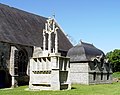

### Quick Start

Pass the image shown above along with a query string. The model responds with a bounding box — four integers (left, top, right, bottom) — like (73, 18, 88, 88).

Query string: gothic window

(18, 50, 28, 76)
(14, 49, 28, 76)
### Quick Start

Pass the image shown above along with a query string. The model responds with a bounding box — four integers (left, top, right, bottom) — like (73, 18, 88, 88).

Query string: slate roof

(67, 41, 105, 62)
(0, 3, 73, 51)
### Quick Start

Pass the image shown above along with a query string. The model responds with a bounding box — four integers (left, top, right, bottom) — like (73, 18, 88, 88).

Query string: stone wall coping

(32, 56, 70, 59)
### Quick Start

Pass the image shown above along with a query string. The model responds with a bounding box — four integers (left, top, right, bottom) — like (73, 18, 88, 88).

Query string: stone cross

(43, 18, 58, 53)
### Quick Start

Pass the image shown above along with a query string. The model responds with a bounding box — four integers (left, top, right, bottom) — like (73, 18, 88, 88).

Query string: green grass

(113, 72, 120, 78)
(0, 83, 120, 95)
(0, 72, 120, 95)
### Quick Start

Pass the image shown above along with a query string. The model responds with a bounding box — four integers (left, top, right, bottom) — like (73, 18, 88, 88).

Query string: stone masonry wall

(88, 61, 112, 84)
(0, 42, 33, 88)
(0, 42, 11, 88)
(70, 62, 89, 84)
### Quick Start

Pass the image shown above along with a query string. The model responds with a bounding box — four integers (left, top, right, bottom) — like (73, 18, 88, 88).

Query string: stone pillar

(66, 59, 71, 90)
(51, 56, 60, 90)
(9, 46, 18, 88)
(43, 29, 46, 51)
(55, 28, 58, 53)
(48, 33, 51, 53)
(51, 70, 60, 90)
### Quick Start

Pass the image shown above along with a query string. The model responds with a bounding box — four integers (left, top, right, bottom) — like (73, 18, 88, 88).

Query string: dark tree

(106, 49, 120, 72)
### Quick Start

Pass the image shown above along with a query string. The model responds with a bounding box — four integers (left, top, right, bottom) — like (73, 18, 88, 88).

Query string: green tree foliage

(106, 49, 120, 72)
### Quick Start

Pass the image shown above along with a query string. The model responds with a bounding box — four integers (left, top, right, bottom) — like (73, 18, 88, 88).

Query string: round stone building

(67, 41, 112, 85)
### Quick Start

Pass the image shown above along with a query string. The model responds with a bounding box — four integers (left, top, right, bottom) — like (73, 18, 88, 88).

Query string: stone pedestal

(51, 70, 60, 90)
(11, 76, 18, 88)
(29, 17, 71, 90)
(29, 53, 71, 90)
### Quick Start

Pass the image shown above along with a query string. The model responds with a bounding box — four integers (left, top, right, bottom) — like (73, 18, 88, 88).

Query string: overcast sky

(0, 0, 120, 53)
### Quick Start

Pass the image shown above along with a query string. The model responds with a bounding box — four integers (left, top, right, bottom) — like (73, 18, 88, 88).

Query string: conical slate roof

(67, 41, 105, 62)
(0, 3, 73, 51)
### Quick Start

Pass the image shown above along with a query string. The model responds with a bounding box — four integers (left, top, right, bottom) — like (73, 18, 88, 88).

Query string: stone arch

(14, 47, 29, 85)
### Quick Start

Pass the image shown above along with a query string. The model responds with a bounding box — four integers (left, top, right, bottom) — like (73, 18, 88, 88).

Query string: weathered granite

(68, 42, 112, 85)
(29, 18, 71, 90)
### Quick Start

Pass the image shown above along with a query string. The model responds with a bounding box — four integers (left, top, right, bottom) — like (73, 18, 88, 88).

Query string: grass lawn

(0, 72, 120, 95)
(0, 82, 120, 95)
(113, 72, 120, 79)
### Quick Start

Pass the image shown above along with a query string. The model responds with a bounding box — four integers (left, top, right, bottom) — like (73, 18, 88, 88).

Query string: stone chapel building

(0, 3, 112, 89)
(67, 41, 112, 85)
(0, 3, 73, 88)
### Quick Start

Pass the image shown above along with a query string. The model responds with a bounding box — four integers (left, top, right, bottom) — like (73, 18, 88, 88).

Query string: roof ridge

(0, 3, 73, 51)
(0, 3, 47, 19)
(81, 41, 94, 46)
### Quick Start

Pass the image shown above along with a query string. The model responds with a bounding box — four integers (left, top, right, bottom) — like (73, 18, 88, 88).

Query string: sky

(0, 0, 120, 53)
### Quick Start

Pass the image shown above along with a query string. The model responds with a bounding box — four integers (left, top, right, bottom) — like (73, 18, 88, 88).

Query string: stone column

(9, 46, 18, 88)
(43, 29, 46, 51)
(51, 70, 60, 90)
(51, 56, 60, 90)
(66, 59, 71, 90)
(55, 28, 58, 53)
(48, 33, 51, 53)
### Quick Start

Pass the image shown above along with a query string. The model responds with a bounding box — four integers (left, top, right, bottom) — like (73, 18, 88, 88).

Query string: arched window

(14, 49, 28, 76)
(18, 49, 28, 76)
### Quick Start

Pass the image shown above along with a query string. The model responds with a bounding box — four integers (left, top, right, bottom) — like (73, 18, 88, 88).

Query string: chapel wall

(70, 62, 89, 84)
